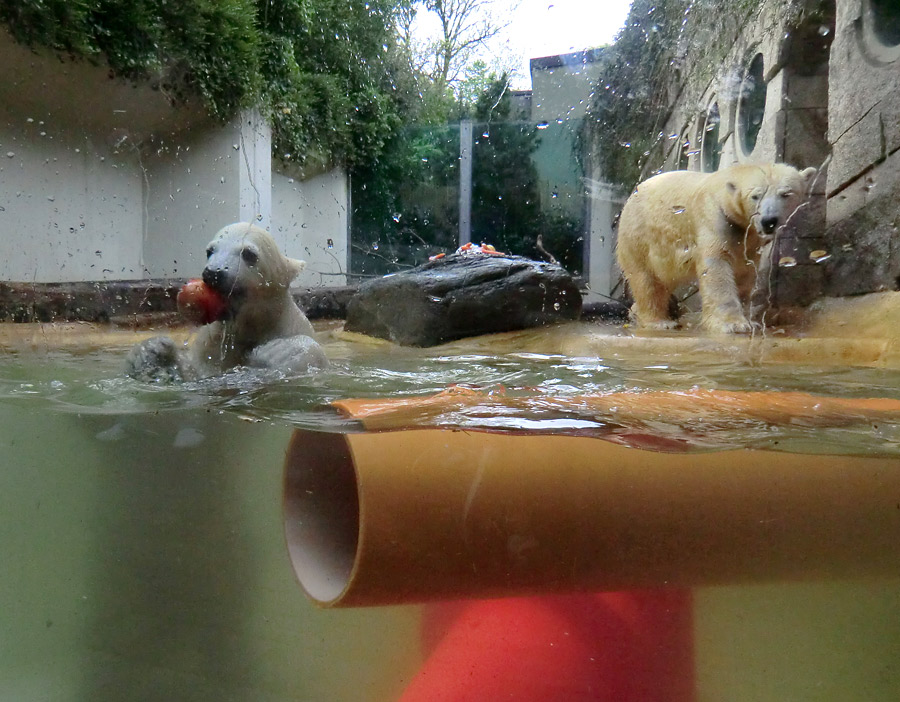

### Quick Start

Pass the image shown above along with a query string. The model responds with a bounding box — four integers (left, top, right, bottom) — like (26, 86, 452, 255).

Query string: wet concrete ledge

(0, 280, 358, 325)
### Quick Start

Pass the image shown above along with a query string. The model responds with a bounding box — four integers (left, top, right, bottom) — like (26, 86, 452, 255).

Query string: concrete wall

(531, 51, 605, 222)
(0, 112, 145, 282)
(821, 0, 900, 297)
(0, 31, 348, 286)
(272, 169, 349, 287)
(530, 49, 623, 296)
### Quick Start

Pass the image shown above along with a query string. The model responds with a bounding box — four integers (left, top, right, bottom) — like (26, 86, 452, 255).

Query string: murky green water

(6, 338, 900, 454)
(3, 334, 900, 700)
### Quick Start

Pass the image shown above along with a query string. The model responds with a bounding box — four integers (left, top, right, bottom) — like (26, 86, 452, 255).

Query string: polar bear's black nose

(202, 266, 227, 291)
(760, 216, 778, 234)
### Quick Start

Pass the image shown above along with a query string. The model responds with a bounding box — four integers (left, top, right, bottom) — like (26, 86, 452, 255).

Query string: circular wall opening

(676, 127, 691, 170)
(867, 0, 900, 47)
(738, 53, 766, 156)
(701, 102, 722, 172)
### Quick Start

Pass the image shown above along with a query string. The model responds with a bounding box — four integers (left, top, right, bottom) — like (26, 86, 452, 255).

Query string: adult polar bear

(616, 163, 816, 334)
(126, 222, 327, 381)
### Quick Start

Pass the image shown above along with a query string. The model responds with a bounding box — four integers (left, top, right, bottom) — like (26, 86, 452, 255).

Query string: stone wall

(820, 0, 900, 297)
(635, 0, 900, 311)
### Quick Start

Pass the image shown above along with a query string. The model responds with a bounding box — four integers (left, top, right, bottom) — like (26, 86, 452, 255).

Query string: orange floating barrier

(333, 385, 900, 434)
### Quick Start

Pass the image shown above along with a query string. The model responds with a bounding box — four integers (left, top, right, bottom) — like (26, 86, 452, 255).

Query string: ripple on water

(2, 342, 900, 455)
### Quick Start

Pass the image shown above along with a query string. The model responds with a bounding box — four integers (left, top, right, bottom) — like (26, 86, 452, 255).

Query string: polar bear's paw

(706, 318, 753, 335)
(246, 335, 329, 374)
(125, 336, 189, 383)
(639, 319, 681, 331)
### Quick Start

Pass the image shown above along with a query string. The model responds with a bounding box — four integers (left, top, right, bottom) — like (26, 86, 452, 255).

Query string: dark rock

(581, 300, 629, 321)
(0, 280, 181, 324)
(345, 253, 582, 346)
(294, 285, 358, 320)
(0, 280, 359, 324)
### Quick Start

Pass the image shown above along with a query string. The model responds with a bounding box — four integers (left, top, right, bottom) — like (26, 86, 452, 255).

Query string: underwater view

(6, 325, 900, 455)
(2, 326, 900, 700)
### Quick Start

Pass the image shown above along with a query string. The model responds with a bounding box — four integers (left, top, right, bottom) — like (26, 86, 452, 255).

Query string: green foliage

(0, 0, 402, 170)
(586, 0, 763, 189)
(350, 122, 460, 276)
(350, 74, 585, 276)
(469, 75, 544, 257)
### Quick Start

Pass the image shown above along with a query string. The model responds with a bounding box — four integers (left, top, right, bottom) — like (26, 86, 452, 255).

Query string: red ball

(176, 279, 228, 325)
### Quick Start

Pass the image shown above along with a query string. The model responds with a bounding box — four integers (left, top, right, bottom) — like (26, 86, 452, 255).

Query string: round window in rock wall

(738, 53, 766, 156)
(867, 0, 900, 47)
(701, 102, 722, 172)
(676, 127, 691, 170)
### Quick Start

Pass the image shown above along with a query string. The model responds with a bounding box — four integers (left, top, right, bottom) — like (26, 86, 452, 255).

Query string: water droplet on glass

(809, 249, 831, 263)
(5, 152, 13, 158)
(778, 256, 798, 268)
(372, 242, 380, 250)
(392, 213, 401, 222)
(672, 206, 686, 214)
(232, 144, 240, 150)
(327, 238, 334, 249)
(536, 121, 549, 130)
(482, 131, 490, 138)
(818, 25, 830, 36)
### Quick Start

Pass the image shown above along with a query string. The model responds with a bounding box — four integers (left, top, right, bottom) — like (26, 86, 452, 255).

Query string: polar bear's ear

(800, 167, 817, 187)
(285, 257, 307, 282)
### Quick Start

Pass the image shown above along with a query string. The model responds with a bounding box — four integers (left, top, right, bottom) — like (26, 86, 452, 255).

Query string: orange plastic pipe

(283, 419, 900, 607)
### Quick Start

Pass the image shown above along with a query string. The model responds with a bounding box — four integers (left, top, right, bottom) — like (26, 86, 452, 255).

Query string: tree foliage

(0, 0, 402, 171)
(351, 74, 584, 276)
(395, 0, 514, 108)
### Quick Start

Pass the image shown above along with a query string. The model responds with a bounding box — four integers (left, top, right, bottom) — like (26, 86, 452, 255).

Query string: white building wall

(585, 170, 625, 300)
(0, 31, 348, 286)
(272, 169, 349, 287)
(0, 115, 145, 282)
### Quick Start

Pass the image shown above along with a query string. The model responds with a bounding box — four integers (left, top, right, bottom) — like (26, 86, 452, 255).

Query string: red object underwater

(398, 589, 694, 702)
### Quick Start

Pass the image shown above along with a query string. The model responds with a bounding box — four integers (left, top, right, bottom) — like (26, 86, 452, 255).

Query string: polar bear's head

(202, 222, 306, 299)
(732, 164, 817, 238)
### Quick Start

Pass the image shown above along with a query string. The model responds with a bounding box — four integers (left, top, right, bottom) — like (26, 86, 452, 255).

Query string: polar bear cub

(126, 222, 328, 381)
(616, 163, 817, 334)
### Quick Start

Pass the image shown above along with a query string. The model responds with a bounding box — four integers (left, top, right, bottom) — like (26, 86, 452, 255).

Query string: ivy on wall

(0, 0, 402, 173)
(587, 0, 826, 189)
